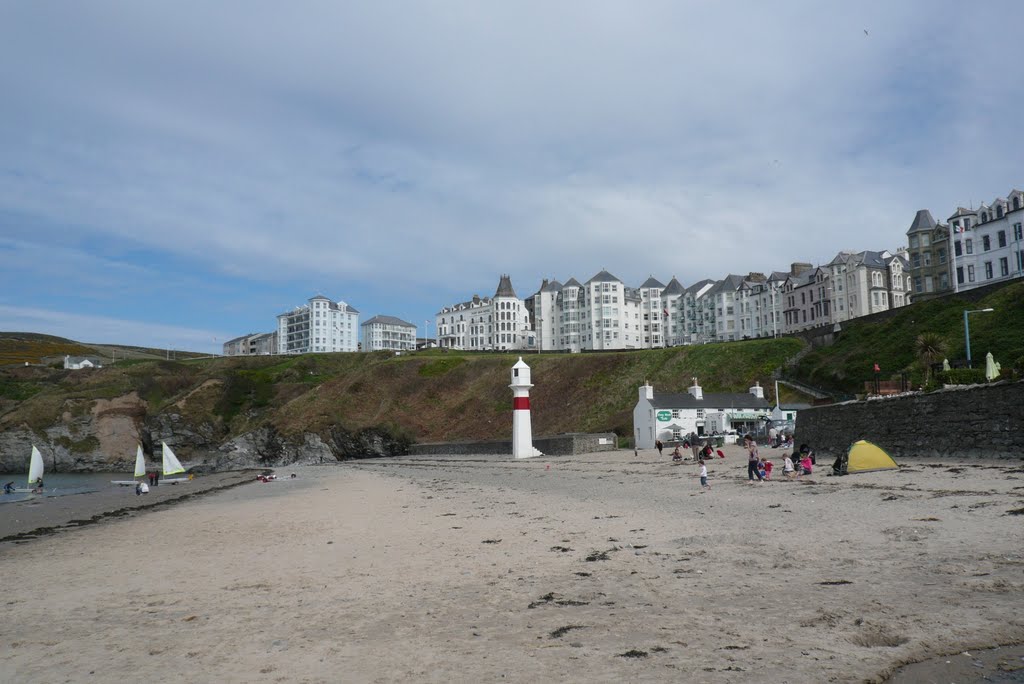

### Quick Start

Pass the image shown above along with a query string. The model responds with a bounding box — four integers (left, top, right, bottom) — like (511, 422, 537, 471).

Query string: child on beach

(783, 454, 796, 479)
(763, 459, 774, 480)
(799, 454, 813, 476)
(698, 459, 711, 490)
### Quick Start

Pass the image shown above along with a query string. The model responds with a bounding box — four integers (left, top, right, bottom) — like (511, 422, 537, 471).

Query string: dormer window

(982, 212, 989, 222)
(997, 205, 1004, 219)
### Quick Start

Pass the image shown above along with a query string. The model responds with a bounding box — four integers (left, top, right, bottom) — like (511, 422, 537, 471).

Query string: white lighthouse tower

(510, 357, 542, 459)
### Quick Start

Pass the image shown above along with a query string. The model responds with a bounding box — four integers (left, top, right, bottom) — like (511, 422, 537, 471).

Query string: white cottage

(633, 378, 771, 449)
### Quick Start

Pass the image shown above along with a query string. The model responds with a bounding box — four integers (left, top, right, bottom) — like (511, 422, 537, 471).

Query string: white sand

(2, 447, 1022, 683)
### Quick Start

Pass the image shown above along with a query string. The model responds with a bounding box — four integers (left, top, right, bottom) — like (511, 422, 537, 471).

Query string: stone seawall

(411, 432, 618, 457)
(794, 379, 1024, 460)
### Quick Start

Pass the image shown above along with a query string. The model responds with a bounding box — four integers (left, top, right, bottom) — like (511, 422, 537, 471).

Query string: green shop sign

(656, 411, 672, 422)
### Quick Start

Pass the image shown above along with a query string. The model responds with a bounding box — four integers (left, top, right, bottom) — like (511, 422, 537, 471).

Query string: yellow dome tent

(833, 440, 898, 475)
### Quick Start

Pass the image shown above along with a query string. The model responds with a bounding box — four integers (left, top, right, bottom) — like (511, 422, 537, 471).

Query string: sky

(1, 1, 1021, 354)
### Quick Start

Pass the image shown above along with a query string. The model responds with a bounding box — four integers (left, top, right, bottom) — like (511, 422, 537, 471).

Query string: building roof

(539, 279, 563, 293)
(586, 269, 622, 285)
(947, 207, 978, 221)
(494, 274, 518, 298)
(705, 274, 746, 296)
(639, 276, 665, 289)
(649, 392, 771, 410)
(685, 279, 716, 296)
(362, 315, 415, 328)
(906, 209, 937, 234)
(662, 277, 685, 296)
(562, 278, 583, 289)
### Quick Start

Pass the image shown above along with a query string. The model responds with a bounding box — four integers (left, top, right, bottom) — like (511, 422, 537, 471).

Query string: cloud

(0, 2, 1021, 351)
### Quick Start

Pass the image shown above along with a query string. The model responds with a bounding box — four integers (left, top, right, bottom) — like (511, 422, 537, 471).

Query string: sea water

(0, 472, 130, 504)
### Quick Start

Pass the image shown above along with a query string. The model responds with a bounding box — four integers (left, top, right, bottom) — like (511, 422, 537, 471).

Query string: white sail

(134, 445, 146, 478)
(28, 445, 44, 485)
(161, 442, 186, 475)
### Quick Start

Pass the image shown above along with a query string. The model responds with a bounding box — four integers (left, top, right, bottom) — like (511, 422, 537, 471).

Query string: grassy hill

(0, 338, 804, 444)
(788, 280, 1024, 394)
(0, 332, 206, 366)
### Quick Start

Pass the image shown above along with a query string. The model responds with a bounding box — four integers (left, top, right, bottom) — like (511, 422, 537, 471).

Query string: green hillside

(0, 338, 804, 444)
(788, 280, 1024, 394)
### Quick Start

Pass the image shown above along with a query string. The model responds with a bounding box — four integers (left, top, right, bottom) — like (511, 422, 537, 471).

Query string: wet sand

(0, 470, 262, 544)
(0, 446, 1022, 682)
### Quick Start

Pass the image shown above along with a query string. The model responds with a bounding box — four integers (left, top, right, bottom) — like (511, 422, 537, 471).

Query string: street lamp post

(963, 307, 994, 368)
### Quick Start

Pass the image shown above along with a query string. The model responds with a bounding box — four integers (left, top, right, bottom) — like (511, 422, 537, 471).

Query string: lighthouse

(510, 357, 542, 459)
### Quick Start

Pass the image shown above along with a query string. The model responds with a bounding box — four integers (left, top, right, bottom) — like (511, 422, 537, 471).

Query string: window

(938, 248, 946, 264)
(954, 240, 962, 256)
(912, 253, 921, 268)
(965, 239, 973, 254)
(983, 235, 991, 251)
(998, 230, 1007, 248)
(997, 205, 1004, 219)
(967, 265, 975, 282)
(1015, 223, 1023, 240)
(984, 262, 993, 279)
(909, 236, 919, 248)
(923, 252, 931, 267)
(921, 234, 930, 247)
(999, 257, 1008, 276)
(956, 266, 964, 284)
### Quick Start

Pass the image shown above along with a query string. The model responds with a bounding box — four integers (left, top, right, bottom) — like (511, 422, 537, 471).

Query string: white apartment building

(277, 295, 359, 354)
(638, 277, 667, 348)
(661, 277, 686, 346)
(361, 315, 416, 352)
(827, 249, 911, 323)
(580, 270, 643, 351)
(745, 271, 787, 339)
(436, 275, 532, 351)
(950, 189, 1024, 291)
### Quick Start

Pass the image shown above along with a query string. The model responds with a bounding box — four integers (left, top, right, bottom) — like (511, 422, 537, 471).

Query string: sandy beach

(1, 445, 1022, 683)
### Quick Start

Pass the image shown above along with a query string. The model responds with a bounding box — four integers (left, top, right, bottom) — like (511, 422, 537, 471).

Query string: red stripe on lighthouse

(513, 397, 531, 411)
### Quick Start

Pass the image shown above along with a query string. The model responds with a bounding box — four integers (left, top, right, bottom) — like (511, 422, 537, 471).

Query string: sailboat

(11, 445, 45, 493)
(111, 445, 147, 486)
(160, 442, 192, 484)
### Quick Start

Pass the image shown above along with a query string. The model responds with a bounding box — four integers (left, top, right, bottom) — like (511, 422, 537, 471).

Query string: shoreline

(0, 469, 263, 545)
(1, 449, 1022, 682)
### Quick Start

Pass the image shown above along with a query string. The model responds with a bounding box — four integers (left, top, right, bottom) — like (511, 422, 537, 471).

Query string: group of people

(747, 435, 816, 482)
(656, 435, 721, 465)
(781, 444, 816, 478)
(3, 478, 45, 494)
(652, 434, 814, 491)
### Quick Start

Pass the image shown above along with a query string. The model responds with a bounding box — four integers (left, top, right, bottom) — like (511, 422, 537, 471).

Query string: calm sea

(0, 472, 132, 504)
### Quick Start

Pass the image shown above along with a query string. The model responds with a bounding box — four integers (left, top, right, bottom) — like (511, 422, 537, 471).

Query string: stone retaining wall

(411, 432, 618, 457)
(794, 379, 1024, 461)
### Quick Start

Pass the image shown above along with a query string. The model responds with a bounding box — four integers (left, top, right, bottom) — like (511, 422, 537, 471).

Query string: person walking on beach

(655, 439, 664, 457)
(690, 433, 700, 460)
(698, 459, 711, 491)
(745, 435, 764, 482)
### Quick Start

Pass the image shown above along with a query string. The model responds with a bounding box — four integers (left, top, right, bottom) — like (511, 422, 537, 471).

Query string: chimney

(639, 382, 654, 402)
(749, 381, 764, 399)
(687, 377, 703, 401)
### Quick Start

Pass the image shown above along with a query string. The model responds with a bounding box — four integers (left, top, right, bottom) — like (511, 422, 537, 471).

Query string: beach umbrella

(942, 358, 950, 372)
(985, 352, 1000, 382)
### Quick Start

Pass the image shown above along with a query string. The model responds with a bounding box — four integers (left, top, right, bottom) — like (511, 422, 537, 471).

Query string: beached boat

(111, 445, 147, 486)
(160, 442, 192, 484)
